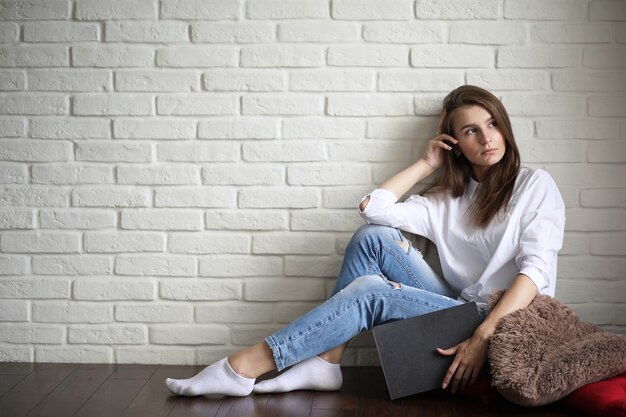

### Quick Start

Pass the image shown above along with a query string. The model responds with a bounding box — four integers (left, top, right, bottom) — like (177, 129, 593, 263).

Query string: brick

(291, 210, 362, 232)
(231, 325, 282, 345)
(504, 0, 586, 20)
(0, 165, 27, 183)
(0, 1, 69, 20)
(205, 210, 288, 231)
(154, 186, 236, 208)
(33, 255, 112, 275)
(198, 118, 278, 139)
(121, 209, 203, 230)
(157, 46, 238, 67)
(0, 185, 67, 207)
(279, 21, 358, 42)
(203, 70, 284, 92)
(115, 348, 195, 365)
(0, 94, 67, 115)
(588, 141, 626, 163)
(0, 70, 25, 90)
(241, 45, 323, 67)
(33, 302, 112, 323)
(160, 279, 241, 301)
(590, 0, 626, 20)
(332, 0, 411, 20)
(0, 22, 18, 42)
(559, 256, 626, 279)
(572, 303, 617, 325)
(0, 118, 25, 137)
(198, 254, 282, 277)
(619, 25, 626, 43)
(323, 186, 371, 208)
(290, 69, 374, 92)
(283, 117, 363, 139)
(373, 162, 419, 184)
(498, 47, 579, 68)
(161, 0, 241, 19)
(501, 94, 584, 116)
(74, 279, 154, 301)
(116, 304, 193, 323)
(115, 70, 199, 92)
(555, 280, 590, 303)
(1, 231, 79, 253)
(284, 255, 343, 277)
(196, 302, 273, 324)
(288, 163, 370, 186)
(30, 118, 110, 139)
(0, 139, 71, 162)
(192, 22, 274, 43)
(584, 46, 626, 68)
(150, 324, 228, 345)
(328, 94, 412, 116)
(202, 164, 283, 185)
(0, 278, 69, 299)
(0, 324, 63, 344)
(378, 70, 463, 92)
(328, 46, 408, 67)
(451, 22, 525, 45)
(72, 187, 151, 208)
(40, 209, 115, 230)
(239, 187, 319, 208)
(532, 22, 614, 44)
(84, 232, 164, 253)
(244, 278, 325, 301)
(0, 300, 28, 321)
(536, 118, 619, 140)
(550, 164, 626, 187)
(0, 45, 70, 67)
(157, 95, 237, 116)
(169, 232, 250, 254)
(591, 233, 626, 255)
(74, 94, 151, 116)
(36, 347, 111, 363)
(28, 69, 110, 92)
(363, 22, 444, 43)
(252, 232, 334, 255)
(556, 185, 579, 208)
(117, 165, 200, 185)
(76, 141, 151, 162)
(72, 45, 153, 67)
(115, 255, 195, 276)
(518, 140, 585, 163)
(589, 96, 626, 116)
(76, 0, 156, 19)
(242, 95, 323, 115)
(367, 117, 437, 140)
(106, 21, 187, 43)
(247, 0, 327, 19)
(565, 208, 626, 231)
(466, 70, 548, 91)
(580, 188, 626, 208)
(69, 325, 146, 344)
(32, 164, 112, 184)
(328, 141, 412, 163)
(157, 142, 238, 162)
(24, 22, 98, 42)
(115, 118, 194, 140)
(552, 71, 625, 92)
(242, 141, 326, 162)
(411, 45, 492, 68)
(0, 255, 27, 275)
(416, 0, 498, 18)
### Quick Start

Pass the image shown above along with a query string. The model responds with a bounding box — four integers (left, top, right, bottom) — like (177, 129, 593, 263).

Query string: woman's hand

(420, 109, 458, 171)
(436, 329, 490, 394)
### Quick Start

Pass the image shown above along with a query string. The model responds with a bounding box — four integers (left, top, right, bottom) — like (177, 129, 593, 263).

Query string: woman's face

(450, 105, 506, 182)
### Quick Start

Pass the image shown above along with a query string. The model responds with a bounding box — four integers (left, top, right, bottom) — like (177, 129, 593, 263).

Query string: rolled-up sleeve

(358, 188, 433, 239)
(515, 171, 566, 292)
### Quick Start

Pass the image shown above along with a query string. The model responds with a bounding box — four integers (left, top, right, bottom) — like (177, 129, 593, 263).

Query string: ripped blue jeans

(266, 224, 466, 371)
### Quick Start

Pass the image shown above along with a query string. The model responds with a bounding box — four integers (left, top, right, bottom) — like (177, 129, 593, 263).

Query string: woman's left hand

(436, 330, 490, 394)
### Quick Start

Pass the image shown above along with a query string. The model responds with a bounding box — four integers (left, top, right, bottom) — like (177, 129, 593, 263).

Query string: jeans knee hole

(395, 238, 410, 254)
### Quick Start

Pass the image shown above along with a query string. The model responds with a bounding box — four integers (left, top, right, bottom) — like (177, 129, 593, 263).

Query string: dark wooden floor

(0, 362, 582, 417)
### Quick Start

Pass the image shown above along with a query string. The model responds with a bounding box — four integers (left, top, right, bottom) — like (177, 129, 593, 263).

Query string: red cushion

(561, 372, 626, 417)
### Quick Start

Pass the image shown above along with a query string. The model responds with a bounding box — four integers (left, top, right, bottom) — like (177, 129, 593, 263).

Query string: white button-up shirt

(359, 167, 566, 311)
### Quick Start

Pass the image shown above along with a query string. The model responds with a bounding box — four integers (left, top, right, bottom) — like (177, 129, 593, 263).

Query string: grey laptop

(372, 302, 481, 400)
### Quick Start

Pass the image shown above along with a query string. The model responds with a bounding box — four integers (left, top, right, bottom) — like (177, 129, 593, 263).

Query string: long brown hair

(434, 85, 521, 227)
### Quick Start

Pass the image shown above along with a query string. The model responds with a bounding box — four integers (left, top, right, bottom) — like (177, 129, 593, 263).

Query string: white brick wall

(0, 0, 624, 366)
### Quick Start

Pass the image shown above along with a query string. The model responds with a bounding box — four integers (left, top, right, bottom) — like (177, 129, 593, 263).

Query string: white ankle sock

(165, 357, 255, 397)
(253, 356, 342, 394)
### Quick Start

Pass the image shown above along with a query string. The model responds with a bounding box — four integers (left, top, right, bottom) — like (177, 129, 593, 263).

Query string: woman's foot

(165, 357, 255, 397)
(253, 356, 343, 394)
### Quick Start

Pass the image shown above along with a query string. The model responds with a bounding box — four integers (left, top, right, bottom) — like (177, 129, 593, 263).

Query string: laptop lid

(372, 302, 481, 400)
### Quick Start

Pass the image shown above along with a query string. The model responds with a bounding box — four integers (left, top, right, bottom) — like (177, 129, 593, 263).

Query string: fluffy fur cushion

(487, 292, 626, 407)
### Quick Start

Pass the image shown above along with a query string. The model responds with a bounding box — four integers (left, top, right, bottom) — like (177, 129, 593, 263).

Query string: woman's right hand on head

(420, 109, 458, 171)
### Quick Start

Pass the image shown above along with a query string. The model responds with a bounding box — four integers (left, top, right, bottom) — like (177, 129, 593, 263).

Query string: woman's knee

(340, 274, 397, 298)
(350, 224, 397, 246)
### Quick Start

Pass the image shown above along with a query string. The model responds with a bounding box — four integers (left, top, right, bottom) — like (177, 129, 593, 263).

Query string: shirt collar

(467, 177, 480, 199)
